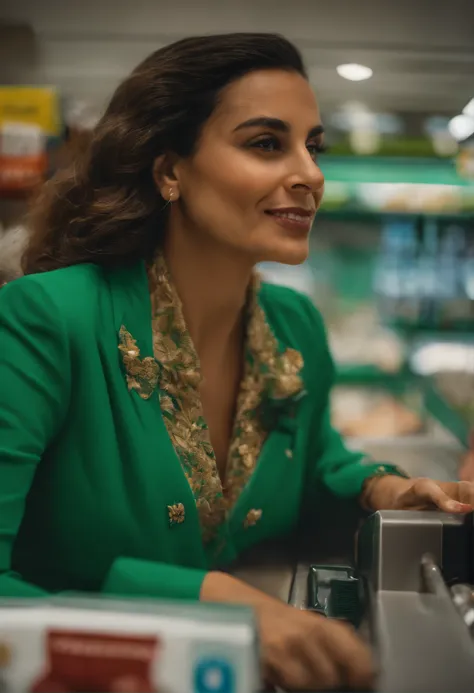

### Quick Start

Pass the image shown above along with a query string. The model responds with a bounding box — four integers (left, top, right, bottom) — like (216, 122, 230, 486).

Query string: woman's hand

(362, 475, 474, 513)
(201, 572, 374, 691)
(257, 598, 374, 691)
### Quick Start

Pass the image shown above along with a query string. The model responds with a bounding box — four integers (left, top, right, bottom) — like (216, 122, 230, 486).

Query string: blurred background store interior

(1, 0, 474, 479)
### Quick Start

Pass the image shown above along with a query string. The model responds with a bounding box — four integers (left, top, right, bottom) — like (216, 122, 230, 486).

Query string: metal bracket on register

(357, 510, 474, 693)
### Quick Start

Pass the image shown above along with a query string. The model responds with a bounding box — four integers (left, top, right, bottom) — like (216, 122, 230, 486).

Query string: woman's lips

(265, 207, 314, 232)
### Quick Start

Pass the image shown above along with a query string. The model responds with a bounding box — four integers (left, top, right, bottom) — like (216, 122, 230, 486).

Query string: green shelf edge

(318, 210, 474, 222)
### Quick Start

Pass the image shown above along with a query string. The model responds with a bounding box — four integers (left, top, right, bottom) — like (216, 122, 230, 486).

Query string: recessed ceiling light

(448, 114, 474, 142)
(336, 63, 373, 82)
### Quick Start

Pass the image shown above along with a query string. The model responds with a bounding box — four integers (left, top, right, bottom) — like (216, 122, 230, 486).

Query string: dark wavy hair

(23, 33, 306, 274)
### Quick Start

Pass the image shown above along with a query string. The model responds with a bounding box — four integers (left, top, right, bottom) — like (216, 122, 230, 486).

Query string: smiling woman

(149, 69, 325, 270)
(1, 33, 473, 693)
(23, 35, 325, 274)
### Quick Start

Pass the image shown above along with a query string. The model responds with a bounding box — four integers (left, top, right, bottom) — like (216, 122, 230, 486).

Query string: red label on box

(30, 629, 160, 693)
(0, 153, 47, 193)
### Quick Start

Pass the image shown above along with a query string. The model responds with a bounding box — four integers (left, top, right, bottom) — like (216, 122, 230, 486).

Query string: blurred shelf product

(328, 304, 405, 373)
(375, 217, 474, 333)
(0, 596, 259, 693)
(331, 383, 425, 440)
(321, 181, 474, 216)
(320, 156, 474, 216)
(333, 361, 470, 450)
(331, 370, 465, 480)
(0, 86, 62, 199)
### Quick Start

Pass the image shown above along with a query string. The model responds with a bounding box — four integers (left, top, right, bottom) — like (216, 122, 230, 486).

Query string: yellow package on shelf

(0, 86, 61, 138)
(0, 86, 61, 194)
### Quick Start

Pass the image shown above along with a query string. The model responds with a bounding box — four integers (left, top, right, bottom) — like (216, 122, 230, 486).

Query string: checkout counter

(0, 512, 471, 691)
(231, 508, 474, 692)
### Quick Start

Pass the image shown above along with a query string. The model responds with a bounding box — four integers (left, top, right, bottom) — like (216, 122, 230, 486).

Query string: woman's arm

(0, 278, 208, 601)
(307, 405, 407, 501)
(0, 279, 72, 597)
(299, 296, 407, 504)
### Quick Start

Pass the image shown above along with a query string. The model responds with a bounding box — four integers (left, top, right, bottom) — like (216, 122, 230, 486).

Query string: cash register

(229, 509, 474, 691)
(300, 511, 474, 692)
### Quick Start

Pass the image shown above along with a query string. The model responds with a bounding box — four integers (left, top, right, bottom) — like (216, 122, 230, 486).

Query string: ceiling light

(336, 64, 373, 82)
(462, 99, 474, 118)
(448, 114, 474, 142)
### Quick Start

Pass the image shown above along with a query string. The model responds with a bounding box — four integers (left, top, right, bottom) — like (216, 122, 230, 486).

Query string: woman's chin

(259, 239, 310, 266)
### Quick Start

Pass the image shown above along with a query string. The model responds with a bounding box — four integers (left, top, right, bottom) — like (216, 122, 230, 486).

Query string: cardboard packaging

(0, 596, 259, 693)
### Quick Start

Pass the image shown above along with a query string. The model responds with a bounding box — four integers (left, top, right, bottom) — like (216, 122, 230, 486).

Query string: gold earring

(169, 188, 174, 202)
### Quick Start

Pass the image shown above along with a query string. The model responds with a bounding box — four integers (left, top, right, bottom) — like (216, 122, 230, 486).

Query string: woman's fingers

(426, 480, 474, 511)
(287, 619, 373, 691)
(452, 480, 474, 508)
(262, 612, 374, 691)
(265, 644, 340, 692)
(320, 619, 375, 690)
(404, 479, 472, 513)
(299, 637, 341, 690)
(266, 657, 316, 691)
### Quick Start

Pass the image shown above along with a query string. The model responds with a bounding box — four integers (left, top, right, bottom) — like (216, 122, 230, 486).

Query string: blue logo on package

(194, 656, 235, 693)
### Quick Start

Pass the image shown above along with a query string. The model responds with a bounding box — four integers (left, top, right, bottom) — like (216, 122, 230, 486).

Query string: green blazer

(0, 261, 402, 602)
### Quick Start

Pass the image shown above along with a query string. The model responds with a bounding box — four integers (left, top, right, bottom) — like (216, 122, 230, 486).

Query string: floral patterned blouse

(120, 254, 305, 543)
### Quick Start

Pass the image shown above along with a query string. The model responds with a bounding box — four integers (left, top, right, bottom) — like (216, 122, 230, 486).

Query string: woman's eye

(250, 137, 281, 152)
(248, 137, 326, 159)
(307, 143, 327, 160)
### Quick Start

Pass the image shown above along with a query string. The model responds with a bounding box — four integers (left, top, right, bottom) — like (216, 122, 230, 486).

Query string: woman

(1, 33, 473, 691)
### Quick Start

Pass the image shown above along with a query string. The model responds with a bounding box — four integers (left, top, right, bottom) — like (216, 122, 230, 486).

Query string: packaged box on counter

(0, 596, 259, 693)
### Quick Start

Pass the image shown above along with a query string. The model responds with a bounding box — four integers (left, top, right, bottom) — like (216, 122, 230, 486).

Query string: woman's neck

(163, 228, 253, 359)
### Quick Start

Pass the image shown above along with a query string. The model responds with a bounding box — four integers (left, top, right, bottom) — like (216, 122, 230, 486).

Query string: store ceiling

(1, 0, 474, 116)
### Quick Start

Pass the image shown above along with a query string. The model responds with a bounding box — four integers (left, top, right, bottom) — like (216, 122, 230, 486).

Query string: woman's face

(169, 68, 325, 266)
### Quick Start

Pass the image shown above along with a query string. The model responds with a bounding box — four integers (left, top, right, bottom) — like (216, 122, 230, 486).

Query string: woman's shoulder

(0, 263, 107, 326)
(2, 263, 103, 298)
(11, 262, 102, 289)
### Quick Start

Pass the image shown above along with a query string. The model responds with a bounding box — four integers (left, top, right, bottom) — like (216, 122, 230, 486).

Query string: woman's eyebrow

(233, 116, 324, 138)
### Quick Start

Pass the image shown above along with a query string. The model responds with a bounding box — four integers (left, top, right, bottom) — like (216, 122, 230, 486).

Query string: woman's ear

(152, 153, 180, 201)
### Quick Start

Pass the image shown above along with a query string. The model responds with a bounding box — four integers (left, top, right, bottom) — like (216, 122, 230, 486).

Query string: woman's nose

(287, 151, 325, 193)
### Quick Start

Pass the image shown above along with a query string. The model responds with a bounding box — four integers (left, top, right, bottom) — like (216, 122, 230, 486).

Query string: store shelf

(335, 363, 469, 449)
